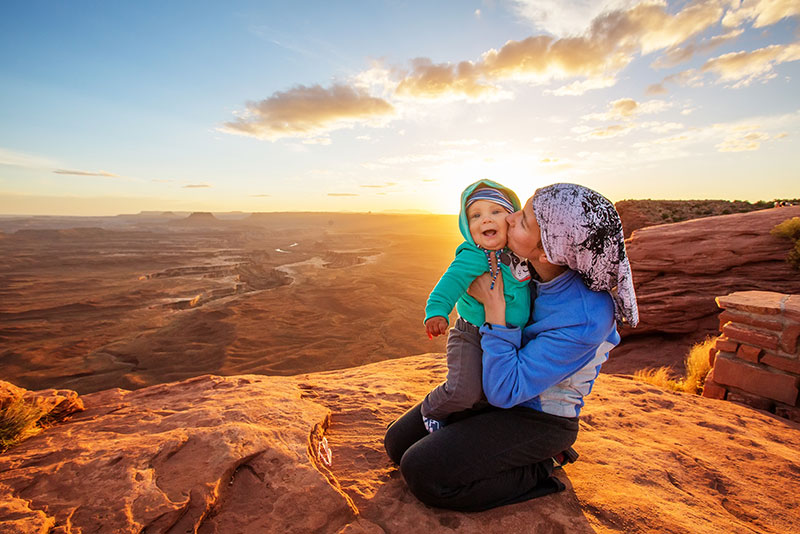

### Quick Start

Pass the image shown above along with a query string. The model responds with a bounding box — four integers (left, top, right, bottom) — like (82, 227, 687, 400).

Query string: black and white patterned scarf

(532, 183, 639, 328)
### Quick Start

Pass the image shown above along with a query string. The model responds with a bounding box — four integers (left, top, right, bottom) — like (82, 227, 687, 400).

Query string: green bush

(771, 217, 800, 271)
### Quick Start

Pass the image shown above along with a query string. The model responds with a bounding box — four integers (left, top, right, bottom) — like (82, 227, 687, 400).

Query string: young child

(422, 179, 532, 432)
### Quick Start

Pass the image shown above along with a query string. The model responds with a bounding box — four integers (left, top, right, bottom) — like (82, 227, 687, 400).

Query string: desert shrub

(0, 397, 44, 453)
(771, 217, 800, 271)
(633, 337, 714, 394)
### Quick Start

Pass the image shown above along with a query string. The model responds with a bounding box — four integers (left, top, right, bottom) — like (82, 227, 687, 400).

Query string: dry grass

(634, 337, 714, 394)
(771, 217, 800, 271)
(1, 397, 45, 453)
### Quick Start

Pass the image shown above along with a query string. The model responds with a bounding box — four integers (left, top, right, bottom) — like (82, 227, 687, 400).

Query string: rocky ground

(2, 355, 799, 534)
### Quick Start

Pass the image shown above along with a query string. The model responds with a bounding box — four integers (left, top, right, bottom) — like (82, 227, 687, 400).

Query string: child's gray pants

(421, 317, 487, 420)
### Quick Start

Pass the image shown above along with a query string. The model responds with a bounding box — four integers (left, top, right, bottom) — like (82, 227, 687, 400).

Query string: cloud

(722, 0, 800, 28)
(586, 124, 636, 139)
(53, 169, 119, 177)
(359, 182, 397, 188)
(0, 147, 58, 169)
(547, 76, 617, 95)
(394, 58, 502, 100)
(183, 184, 211, 189)
(221, 84, 395, 141)
(583, 98, 671, 121)
(715, 130, 771, 152)
(328, 193, 359, 197)
(651, 29, 744, 69)
(509, 0, 642, 37)
(646, 82, 669, 95)
(701, 42, 800, 87)
(646, 121, 685, 133)
(394, 1, 725, 99)
(251, 194, 271, 197)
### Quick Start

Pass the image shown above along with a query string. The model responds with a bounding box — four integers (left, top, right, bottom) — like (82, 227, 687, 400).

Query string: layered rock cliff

(607, 206, 800, 374)
(2, 355, 799, 534)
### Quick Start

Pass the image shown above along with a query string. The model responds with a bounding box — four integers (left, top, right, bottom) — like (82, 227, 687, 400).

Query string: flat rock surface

(2, 354, 799, 533)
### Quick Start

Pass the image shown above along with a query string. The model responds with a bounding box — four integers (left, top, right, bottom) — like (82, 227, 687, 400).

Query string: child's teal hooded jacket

(424, 179, 531, 328)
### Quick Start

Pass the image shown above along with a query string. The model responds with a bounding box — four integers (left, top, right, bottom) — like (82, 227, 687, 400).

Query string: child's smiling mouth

(483, 229, 497, 237)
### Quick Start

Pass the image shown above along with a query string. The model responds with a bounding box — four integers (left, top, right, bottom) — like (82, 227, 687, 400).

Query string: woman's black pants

(384, 402, 579, 512)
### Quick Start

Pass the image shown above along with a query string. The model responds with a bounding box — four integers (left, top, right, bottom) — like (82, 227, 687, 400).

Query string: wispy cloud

(701, 42, 800, 87)
(221, 84, 395, 141)
(716, 130, 771, 152)
(251, 194, 271, 197)
(583, 98, 671, 121)
(651, 29, 744, 69)
(0, 147, 58, 169)
(328, 192, 359, 197)
(183, 184, 211, 189)
(722, 0, 800, 29)
(654, 40, 800, 90)
(53, 169, 119, 177)
(360, 182, 397, 188)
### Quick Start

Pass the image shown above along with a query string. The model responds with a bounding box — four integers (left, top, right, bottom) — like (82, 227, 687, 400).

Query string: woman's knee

(399, 444, 445, 506)
(383, 421, 406, 465)
(383, 403, 427, 465)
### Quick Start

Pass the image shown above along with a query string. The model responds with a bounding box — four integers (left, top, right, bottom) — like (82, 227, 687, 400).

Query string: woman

(383, 183, 638, 512)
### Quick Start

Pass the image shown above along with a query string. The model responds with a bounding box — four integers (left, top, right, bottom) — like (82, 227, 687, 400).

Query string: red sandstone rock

(701, 370, 726, 400)
(736, 344, 762, 363)
(784, 295, 800, 322)
(714, 336, 738, 353)
(717, 310, 782, 332)
(726, 391, 775, 412)
(623, 207, 800, 342)
(761, 353, 800, 375)
(722, 323, 780, 351)
(716, 291, 786, 315)
(2, 356, 800, 534)
(781, 324, 800, 354)
(775, 405, 800, 423)
(713, 355, 799, 405)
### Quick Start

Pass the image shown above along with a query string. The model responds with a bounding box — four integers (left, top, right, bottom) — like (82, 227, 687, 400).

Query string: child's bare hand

(425, 316, 448, 338)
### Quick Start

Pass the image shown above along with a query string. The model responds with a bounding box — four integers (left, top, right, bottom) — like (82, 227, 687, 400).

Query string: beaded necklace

(481, 248, 500, 290)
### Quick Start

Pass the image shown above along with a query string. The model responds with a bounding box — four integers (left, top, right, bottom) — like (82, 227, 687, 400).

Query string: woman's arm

(478, 288, 617, 409)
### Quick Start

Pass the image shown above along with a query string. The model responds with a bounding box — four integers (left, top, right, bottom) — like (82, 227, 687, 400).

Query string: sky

(0, 0, 798, 216)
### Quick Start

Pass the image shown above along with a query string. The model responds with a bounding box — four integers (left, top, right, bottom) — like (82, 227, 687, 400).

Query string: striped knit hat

(465, 188, 516, 213)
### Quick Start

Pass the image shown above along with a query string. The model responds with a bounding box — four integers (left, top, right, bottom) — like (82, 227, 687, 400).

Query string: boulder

(2, 355, 799, 534)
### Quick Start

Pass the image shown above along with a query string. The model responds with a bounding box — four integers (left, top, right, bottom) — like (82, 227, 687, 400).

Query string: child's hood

(458, 179, 522, 247)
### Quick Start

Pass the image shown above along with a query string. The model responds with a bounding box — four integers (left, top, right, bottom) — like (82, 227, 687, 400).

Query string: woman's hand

(468, 251, 506, 326)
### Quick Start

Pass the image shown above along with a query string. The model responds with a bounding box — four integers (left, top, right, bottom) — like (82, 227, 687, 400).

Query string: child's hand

(425, 316, 448, 338)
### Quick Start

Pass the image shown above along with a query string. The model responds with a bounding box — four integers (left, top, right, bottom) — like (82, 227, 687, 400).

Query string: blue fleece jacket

(479, 269, 619, 418)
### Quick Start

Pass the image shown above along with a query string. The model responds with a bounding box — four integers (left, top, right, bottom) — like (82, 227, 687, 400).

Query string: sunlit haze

(1, 1, 798, 216)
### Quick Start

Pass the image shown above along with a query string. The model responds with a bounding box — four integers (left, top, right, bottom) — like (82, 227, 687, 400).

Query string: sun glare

(425, 152, 552, 214)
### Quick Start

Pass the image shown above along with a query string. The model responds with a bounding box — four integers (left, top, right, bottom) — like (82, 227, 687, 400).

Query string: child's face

(466, 200, 509, 250)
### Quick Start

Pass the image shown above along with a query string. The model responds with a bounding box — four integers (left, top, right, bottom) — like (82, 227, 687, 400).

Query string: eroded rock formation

(607, 206, 800, 374)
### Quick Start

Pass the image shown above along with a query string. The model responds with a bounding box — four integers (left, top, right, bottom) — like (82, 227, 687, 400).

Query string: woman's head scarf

(532, 183, 639, 328)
